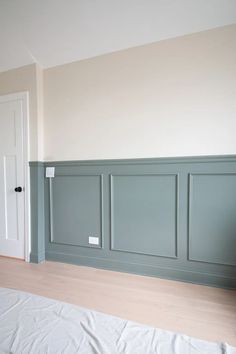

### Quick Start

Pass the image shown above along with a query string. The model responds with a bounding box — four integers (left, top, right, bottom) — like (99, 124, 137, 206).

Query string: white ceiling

(0, 0, 236, 72)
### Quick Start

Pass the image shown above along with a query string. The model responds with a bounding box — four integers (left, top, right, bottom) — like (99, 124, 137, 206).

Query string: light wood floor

(0, 256, 235, 346)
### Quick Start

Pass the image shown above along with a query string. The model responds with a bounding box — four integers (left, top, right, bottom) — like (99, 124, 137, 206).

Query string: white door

(0, 98, 25, 259)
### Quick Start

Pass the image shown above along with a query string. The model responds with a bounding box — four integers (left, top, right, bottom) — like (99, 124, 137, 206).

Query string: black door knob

(15, 187, 22, 192)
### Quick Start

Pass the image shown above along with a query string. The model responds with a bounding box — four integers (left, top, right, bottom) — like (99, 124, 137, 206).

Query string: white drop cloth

(0, 288, 235, 354)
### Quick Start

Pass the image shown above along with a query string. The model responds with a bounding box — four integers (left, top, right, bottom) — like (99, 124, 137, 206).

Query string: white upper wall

(0, 0, 236, 72)
(43, 25, 236, 161)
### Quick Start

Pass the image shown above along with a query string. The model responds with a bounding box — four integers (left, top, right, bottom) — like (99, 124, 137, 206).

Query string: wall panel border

(110, 174, 179, 259)
(188, 173, 236, 267)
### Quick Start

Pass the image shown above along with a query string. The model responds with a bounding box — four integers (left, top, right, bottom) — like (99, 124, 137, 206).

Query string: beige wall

(1, 25, 236, 162)
(0, 64, 43, 160)
(43, 25, 236, 161)
(36, 64, 44, 161)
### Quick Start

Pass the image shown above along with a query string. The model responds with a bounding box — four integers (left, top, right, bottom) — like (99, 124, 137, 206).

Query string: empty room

(0, 0, 236, 353)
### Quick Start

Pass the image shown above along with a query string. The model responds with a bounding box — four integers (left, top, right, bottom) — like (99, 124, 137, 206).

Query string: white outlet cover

(89, 236, 99, 245)
(46, 167, 55, 178)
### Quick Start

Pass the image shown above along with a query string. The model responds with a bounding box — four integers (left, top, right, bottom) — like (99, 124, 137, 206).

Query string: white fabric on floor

(0, 287, 235, 354)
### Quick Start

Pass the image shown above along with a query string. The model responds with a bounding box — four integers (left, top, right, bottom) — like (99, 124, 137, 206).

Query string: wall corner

(29, 161, 45, 263)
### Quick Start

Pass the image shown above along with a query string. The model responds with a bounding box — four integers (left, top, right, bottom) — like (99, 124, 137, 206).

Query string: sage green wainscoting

(29, 162, 45, 263)
(30, 156, 236, 288)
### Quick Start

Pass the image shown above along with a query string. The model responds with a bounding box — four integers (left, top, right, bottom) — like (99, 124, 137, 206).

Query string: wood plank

(0, 256, 235, 346)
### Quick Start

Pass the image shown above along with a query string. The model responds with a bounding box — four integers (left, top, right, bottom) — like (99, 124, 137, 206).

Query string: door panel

(0, 100, 24, 258)
(4, 155, 18, 240)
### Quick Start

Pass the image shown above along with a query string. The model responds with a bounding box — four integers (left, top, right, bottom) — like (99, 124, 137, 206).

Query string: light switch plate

(46, 167, 55, 178)
(89, 236, 99, 245)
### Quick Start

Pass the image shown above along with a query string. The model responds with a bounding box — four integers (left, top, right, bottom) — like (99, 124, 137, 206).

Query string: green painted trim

(49, 174, 104, 249)
(29, 155, 236, 288)
(30, 163, 45, 263)
(30, 252, 45, 264)
(110, 173, 179, 258)
(45, 251, 236, 289)
(188, 172, 236, 267)
(29, 161, 44, 167)
(41, 154, 236, 166)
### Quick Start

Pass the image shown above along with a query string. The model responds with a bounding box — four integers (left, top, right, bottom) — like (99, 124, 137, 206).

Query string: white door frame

(0, 92, 30, 262)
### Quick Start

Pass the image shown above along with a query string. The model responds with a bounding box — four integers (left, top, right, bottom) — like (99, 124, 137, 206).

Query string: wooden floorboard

(0, 256, 235, 346)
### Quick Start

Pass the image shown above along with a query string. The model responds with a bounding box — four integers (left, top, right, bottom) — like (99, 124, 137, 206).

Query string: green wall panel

(51, 174, 103, 248)
(30, 155, 236, 288)
(110, 174, 178, 258)
(188, 173, 236, 266)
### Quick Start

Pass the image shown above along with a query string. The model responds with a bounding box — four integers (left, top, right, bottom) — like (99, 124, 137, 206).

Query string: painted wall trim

(40, 155, 236, 166)
(30, 155, 236, 288)
(110, 173, 179, 259)
(29, 161, 45, 167)
(45, 250, 236, 289)
(29, 162, 45, 263)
